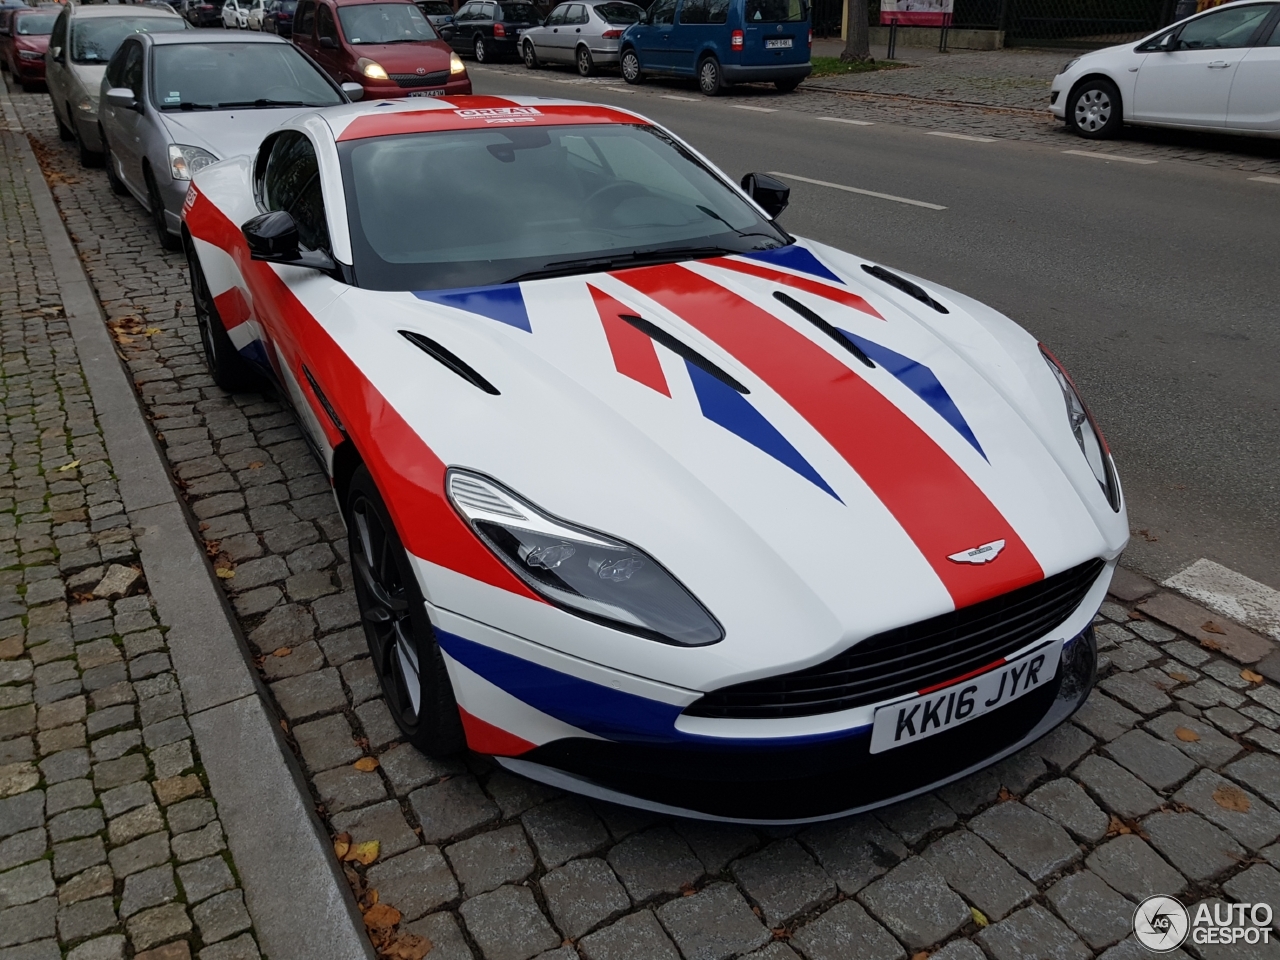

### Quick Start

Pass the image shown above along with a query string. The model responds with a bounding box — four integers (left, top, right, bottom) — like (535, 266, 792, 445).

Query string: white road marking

(1165, 559, 1280, 642)
(769, 171, 947, 210)
(733, 104, 778, 113)
(1249, 175, 1280, 184)
(927, 131, 998, 143)
(1062, 149, 1158, 165)
(662, 95, 700, 102)
(817, 116, 875, 126)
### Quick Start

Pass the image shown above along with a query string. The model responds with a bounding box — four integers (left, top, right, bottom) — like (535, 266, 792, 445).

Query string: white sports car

(181, 95, 1128, 823)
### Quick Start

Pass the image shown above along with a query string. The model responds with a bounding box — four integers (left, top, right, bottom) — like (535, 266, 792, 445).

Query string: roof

(332, 0, 417, 7)
(147, 30, 290, 44)
(67, 4, 184, 18)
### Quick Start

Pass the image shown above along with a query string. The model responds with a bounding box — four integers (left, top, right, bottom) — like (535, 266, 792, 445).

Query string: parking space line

(928, 131, 998, 143)
(1062, 149, 1158, 165)
(817, 116, 875, 126)
(733, 105, 777, 113)
(662, 95, 700, 102)
(1165, 558, 1280, 641)
(769, 172, 947, 210)
(1249, 175, 1280, 185)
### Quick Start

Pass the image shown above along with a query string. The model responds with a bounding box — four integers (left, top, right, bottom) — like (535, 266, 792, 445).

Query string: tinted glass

(649, 0, 675, 23)
(317, 4, 337, 39)
(1269, 17, 1280, 43)
(499, 1, 538, 17)
(1176, 3, 1272, 47)
(418, 1, 453, 13)
(70, 17, 186, 65)
(152, 42, 341, 108)
(296, 0, 315, 31)
(121, 42, 144, 96)
(744, 0, 806, 21)
(678, 0, 726, 23)
(545, 4, 567, 23)
(15, 12, 58, 34)
(338, 3, 435, 41)
(341, 123, 788, 290)
(565, 3, 587, 21)
(263, 132, 330, 251)
(594, 2, 643, 22)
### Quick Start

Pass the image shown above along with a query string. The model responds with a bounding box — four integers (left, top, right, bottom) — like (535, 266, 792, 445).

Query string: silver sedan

(520, 0, 643, 76)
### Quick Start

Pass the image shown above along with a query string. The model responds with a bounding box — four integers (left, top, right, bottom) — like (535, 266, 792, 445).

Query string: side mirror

(50, 45, 64, 61)
(1159, 30, 1177, 50)
(740, 172, 789, 219)
(341, 80, 363, 100)
(105, 87, 138, 111)
(242, 211, 336, 273)
(319, 34, 337, 47)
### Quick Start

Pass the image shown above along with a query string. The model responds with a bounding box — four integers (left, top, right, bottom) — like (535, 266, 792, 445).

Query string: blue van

(619, 0, 810, 96)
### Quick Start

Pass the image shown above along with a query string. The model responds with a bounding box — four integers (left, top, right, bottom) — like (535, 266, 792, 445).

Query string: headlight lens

(168, 143, 219, 181)
(77, 96, 98, 114)
(447, 470, 723, 646)
(1041, 346, 1120, 511)
(449, 51, 466, 75)
(19, 49, 42, 61)
(359, 58, 389, 80)
(1062, 57, 1080, 73)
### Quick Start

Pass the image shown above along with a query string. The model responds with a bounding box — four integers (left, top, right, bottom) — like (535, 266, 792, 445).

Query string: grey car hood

(158, 107, 313, 164)
(70, 63, 108, 102)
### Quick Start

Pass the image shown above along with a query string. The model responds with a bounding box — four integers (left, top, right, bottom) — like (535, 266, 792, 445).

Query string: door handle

(1207, 60, 1230, 68)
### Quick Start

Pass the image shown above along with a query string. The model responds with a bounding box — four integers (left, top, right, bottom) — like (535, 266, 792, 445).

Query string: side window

(1176, 3, 1273, 48)
(317, 3, 338, 41)
(482, 3, 496, 19)
(678, 0, 707, 22)
(121, 42, 145, 98)
(545, 4, 567, 24)
(262, 132, 330, 253)
(1266, 14, 1280, 43)
(650, 0, 676, 23)
(50, 10, 67, 50)
(295, 0, 315, 33)
(707, 0, 728, 23)
(105, 39, 130, 88)
(570, 3, 590, 23)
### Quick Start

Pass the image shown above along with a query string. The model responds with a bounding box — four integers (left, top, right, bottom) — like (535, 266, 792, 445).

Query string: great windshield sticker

(454, 107, 542, 124)
(165, 92, 181, 104)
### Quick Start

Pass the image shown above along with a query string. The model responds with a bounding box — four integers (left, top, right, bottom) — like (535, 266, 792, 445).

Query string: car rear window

(744, 0, 806, 21)
(338, 3, 437, 43)
(498, 2, 538, 20)
(594, 1, 643, 22)
(15, 12, 58, 35)
(71, 17, 187, 64)
(418, 1, 453, 13)
(152, 41, 341, 109)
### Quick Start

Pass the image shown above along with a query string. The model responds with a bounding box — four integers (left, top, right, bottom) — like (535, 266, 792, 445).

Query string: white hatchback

(1050, 0, 1280, 139)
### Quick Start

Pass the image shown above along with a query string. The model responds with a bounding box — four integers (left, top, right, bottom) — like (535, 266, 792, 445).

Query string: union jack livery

(182, 94, 1127, 823)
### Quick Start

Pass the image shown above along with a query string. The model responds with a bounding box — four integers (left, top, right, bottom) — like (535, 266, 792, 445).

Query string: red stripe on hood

(589, 284, 671, 397)
(707, 257, 884, 319)
(616, 263, 1043, 609)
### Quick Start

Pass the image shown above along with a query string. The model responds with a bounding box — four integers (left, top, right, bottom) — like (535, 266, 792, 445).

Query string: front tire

(102, 129, 128, 197)
(473, 34, 488, 62)
(1069, 77, 1122, 140)
(186, 237, 258, 392)
(576, 44, 594, 77)
(146, 172, 180, 251)
(347, 465, 466, 756)
(697, 55, 725, 96)
(522, 39, 539, 68)
(775, 77, 801, 93)
(620, 48, 643, 84)
(55, 107, 74, 141)
(73, 113, 103, 168)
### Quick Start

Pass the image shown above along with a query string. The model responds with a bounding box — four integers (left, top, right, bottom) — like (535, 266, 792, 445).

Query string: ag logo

(1134, 896, 1190, 952)
(947, 539, 1005, 565)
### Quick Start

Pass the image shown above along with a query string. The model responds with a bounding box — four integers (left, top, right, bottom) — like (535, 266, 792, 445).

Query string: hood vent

(400, 331, 500, 395)
(772, 292, 875, 369)
(618, 314, 750, 395)
(861, 264, 949, 315)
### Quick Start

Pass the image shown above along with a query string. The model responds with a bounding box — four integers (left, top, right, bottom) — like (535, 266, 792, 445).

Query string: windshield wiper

(160, 101, 215, 111)
(216, 98, 325, 108)
(695, 204, 785, 244)
(506, 245, 737, 283)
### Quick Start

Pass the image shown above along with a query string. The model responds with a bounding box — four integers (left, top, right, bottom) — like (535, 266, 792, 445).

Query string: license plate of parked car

(868, 640, 1061, 754)
(407, 90, 446, 97)
(765, 37, 792, 48)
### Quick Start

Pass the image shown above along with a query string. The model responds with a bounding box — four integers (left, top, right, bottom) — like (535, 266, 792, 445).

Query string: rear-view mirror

(242, 211, 337, 274)
(105, 87, 138, 111)
(740, 172, 790, 219)
(341, 81, 364, 100)
(319, 35, 337, 47)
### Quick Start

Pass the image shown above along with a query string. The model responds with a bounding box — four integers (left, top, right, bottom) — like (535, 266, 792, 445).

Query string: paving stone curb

(0, 76, 374, 960)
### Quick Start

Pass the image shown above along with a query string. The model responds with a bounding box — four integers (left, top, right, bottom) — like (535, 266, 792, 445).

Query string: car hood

(344, 38, 454, 71)
(17, 34, 50, 52)
(326, 239, 1128, 678)
(69, 62, 107, 94)
(159, 106, 323, 162)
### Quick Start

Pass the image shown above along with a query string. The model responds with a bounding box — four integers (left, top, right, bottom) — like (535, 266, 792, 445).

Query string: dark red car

(291, 0, 470, 100)
(2, 7, 58, 90)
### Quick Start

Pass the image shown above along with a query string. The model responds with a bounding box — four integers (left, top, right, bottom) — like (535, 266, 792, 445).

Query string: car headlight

(449, 51, 465, 75)
(1062, 57, 1080, 73)
(358, 58, 389, 80)
(77, 96, 98, 115)
(447, 470, 723, 646)
(168, 143, 219, 181)
(1041, 346, 1120, 511)
(19, 49, 42, 61)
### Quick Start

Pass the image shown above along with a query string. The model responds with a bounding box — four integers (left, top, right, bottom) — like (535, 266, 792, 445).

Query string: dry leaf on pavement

(215, 568, 235, 579)
(248, 461, 264, 469)
(57, 459, 80, 472)
(353, 756, 380, 772)
(272, 647, 292, 658)
(333, 832, 352, 860)
(1175, 727, 1201, 742)
(1168, 672, 1191, 683)
(1213, 784, 1251, 813)
(970, 907, 989, 928)
(363, 903, 401, 932)
(380, 934, 432, 960)
(1241, 669, 1264, 684)
(1106, 815, 1132, 836)
(345, 840, 380, 866)
(1202, 621, 1227, 635)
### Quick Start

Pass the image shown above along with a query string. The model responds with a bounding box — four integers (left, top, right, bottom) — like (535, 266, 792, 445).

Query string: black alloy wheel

(347, 465, 466, 755)
(620, 48, 643, 84)
(1069, 77, 1122, 140)
(473, 34, 488, 62)
(576, 44, 594, 76)
(101, 128, 128, 197)
(185, 239, 258, 392)
(697, 55, 724, 96)
(146, 171, 180, 251)
(523, 39, 539, 68)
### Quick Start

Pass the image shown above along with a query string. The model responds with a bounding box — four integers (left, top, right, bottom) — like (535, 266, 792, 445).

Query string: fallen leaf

(1201, 637, 1223, 652)
(970, 907, 989, 928)
(1106, 815, 1132, 836)
(381, 934, 432, 960)
(248, 461, 264, 469)
(912, 953, 931, 960)
(345, 840, 380, 866)
(363, 903, 401, 932)
(368, 889, 379, 906)
(1213, 784, 1251, 813)
(215, 568, 235, 579)
(333, 834, 351, 860)
(353, 756, 380, 772)
(143, 327, 163, 336)
(279, 719, 289, 733)
(1202, 621, 1227, 635)
(1168, 672, 1191, 683)
(996, 787, 1015, 802)
(272, 647, 292, 658)
(204, 540, 221, 557)
(57, 460, 80, 472)
(1175, 727, 1201, 742)
(1242, 669, 1264, 684)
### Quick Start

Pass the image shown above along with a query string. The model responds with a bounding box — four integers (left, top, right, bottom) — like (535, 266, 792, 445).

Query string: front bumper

(72, 108, 102, 152)
(721, 61, 811, 84)
(14, 57, 47, 83)
(357, 75, 472, 99)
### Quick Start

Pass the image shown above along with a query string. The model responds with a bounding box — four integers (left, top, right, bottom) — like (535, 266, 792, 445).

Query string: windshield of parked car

(594, 2, 643, 22)
(418, 1, 453, 13)
(152, 42, 341, 109)
(498, 2, 539, 20)
(338, 3, 436, 42)
(744, 0, 806, 21)
(71, 17, 186, 64)
(341, 123, 789, 290)
(15, 13, 58, 34)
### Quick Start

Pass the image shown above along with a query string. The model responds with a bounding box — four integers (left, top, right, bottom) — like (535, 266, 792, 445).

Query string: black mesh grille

(390, 71, 449, 88)
(684, 559, 1105, 720)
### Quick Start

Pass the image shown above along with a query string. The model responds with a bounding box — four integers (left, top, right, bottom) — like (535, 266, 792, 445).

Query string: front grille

(390, 71, 449, 88)
(685, 558, 1105, 720)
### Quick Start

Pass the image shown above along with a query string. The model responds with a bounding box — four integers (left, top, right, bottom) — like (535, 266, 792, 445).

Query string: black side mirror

(741, 172, 789, 219)
(319, 34, 337, 47)
(242, 211, 336, 273)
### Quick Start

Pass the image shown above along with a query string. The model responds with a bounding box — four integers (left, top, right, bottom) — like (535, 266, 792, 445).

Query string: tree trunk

(841, 0, 871, 61)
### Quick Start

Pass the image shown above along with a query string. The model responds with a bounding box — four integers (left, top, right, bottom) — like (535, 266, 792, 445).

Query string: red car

(291, 0, 470, 100)
(2, 7, 58, 90)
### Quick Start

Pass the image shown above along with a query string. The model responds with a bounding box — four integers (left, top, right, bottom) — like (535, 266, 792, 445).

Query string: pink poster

(880, 0, 954, 26)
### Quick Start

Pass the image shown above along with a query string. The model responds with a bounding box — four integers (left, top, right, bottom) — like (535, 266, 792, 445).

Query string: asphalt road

(468, 64, 1280, 591)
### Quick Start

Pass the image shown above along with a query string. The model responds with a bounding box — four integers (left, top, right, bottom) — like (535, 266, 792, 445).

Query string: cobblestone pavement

(10, 75, 1280, 960)
(0, 95, 262, 960)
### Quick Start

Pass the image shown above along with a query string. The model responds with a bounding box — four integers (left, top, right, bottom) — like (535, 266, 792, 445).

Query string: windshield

(418, 1, 452, 13)
(595, 2, 643, 22)
(337, 3, 436, 42)
(71, 17, 186, 64)
(341, 123, 789, 290)
(498, 2, 539, 20)
(15, 13, 58, 35)
(152, 42, 341, 109)
(744, 0, 806, 21)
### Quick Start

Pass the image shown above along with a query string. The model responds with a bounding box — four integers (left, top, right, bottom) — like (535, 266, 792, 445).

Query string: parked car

(620, 0, 811, 95)
(45, 3, 187, 165)
(182, 0, 222, 28)
(246, 0, 267, 28)
(292, 0, 470, 99)
(263, 0, 298, 36)
(98, 31, 354, 250)
(415, 0, 455, 40)
(181, 94, 1124, 822)
(0, 0, 38, 72)
(520, 0, 642, 75)
(222, 0, 250, 28)
(2, 8, 58, 91)
(449, 0, 542, 62)
(1051, 0, 1280, 139)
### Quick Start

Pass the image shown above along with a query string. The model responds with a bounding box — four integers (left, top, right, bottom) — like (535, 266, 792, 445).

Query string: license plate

(765, 37, 792, 48)
(408, 89, 446, 97)
(869, 640, 1061, 754)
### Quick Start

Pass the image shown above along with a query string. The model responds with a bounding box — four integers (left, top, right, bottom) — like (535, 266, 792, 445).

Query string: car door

(293, 0, 317, 49)
(1132, 2, 1275, 128)
(104, 39, 147, 197)
(1227, 11, 1280, 131)
(671, 0, 712, 74)
(534, 3, 567, 59)
(449, 1, 475, 51)
(641, 0, 676, 70)
(44, 9, 69, 125)
(313, 2, 343, 78)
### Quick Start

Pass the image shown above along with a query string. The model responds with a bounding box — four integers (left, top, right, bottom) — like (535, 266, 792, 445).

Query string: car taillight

(730, 29, 743, 49)
(601, 28, 621, 37)
(808, 28, 812, 45)
(493, 22, 505, 36)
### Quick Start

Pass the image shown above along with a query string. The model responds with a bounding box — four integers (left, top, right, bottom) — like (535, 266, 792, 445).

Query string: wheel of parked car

(522, 39, 539, 68)
(347, 464, 466, 755)
(620, 48, 642, 85)
(101, 128, 129, 198)
(71, 107, 102, 169)
(775, 77, 801, 93)
(145, 171, 180, 252)
(54, 109, 74, 143)
(473, 33, 487, 62)
(1068, 77, 1122, 140)
(576, 44, 593, 77)
(186, 238, 258, 392)
(697, 55, 724, 97)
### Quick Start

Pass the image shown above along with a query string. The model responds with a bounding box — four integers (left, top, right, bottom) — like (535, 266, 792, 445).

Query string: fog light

(1057, 626, 1097, 703)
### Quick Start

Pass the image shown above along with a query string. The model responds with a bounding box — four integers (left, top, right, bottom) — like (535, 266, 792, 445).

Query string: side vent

(400, 331, 500, 396)
(772, 291, 874, 369)
(302, 366, 345, 433)
(617, 314, 750, 395)
(861, 264, 949, 315)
